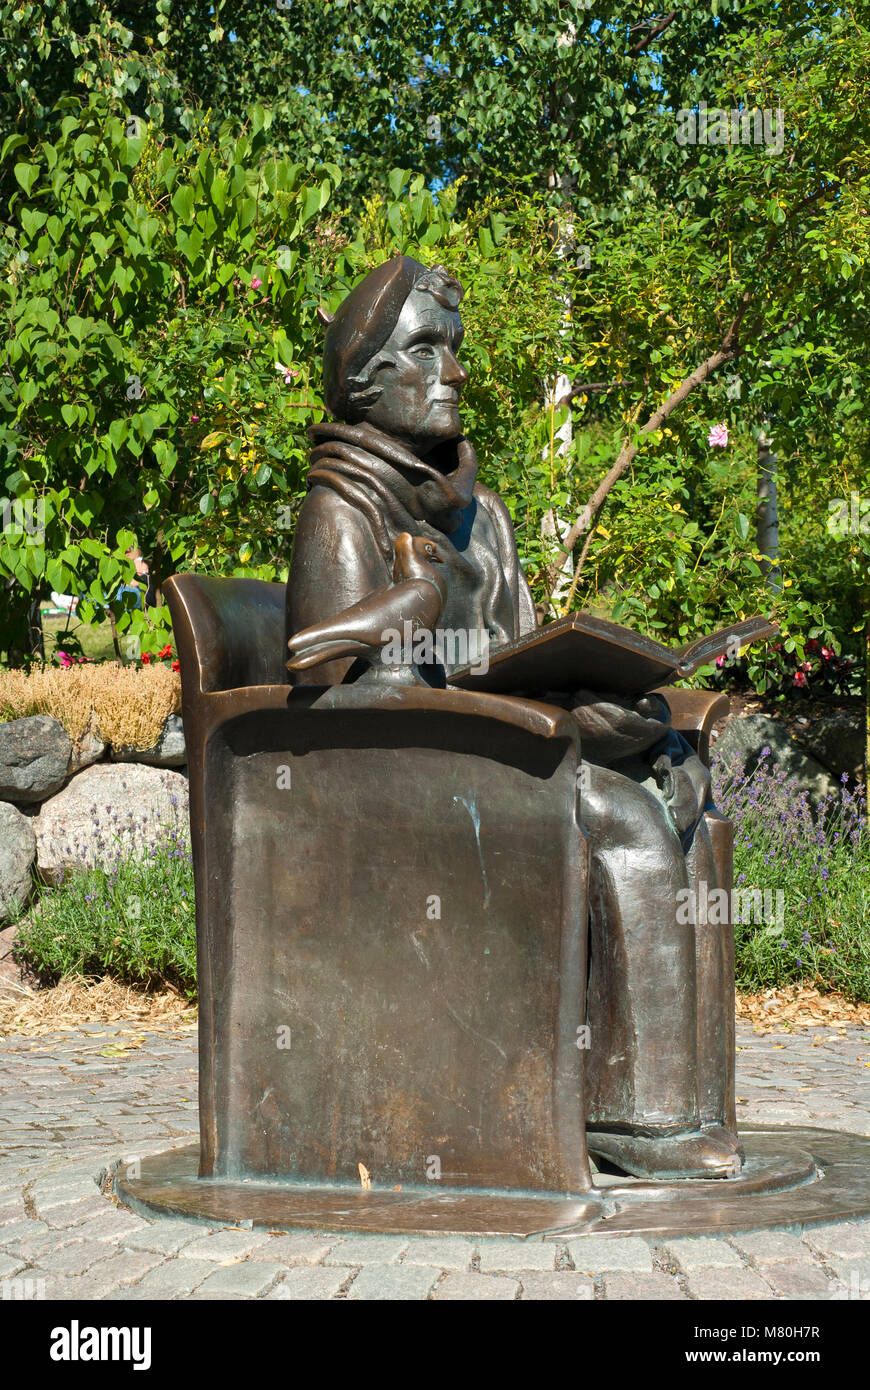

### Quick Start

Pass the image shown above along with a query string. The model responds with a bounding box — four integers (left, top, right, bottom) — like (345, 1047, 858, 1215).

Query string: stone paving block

(729, 1230, 808, 1264)
(124, 1221, 215, 1255)
(659, 1237, 744, 1271)
(518, 1271, 595, 1300)
(324, 1235, 408, 1266)
(687, 1268, 773, 1300)
(43, 1195, 110, 1229)
(132, 1257, 217, 1297)
(75, 1209, 151, 1243)
(431, 1272, 519, 1301)
(0, 1219, 50, 1245)
(802, 1220, 870, 1260)
(760, 1261, 836, 1299)
(400, 1238, 476, 1270)
(180, 1228, 274, 1262)
(601, 1271, 687, 1300)
(33, 1188, 97, 1215)
(566, 1236, 654, 1273)
(248, 1233, 337, 1265)
(477, 1238, 556, 1273)
(43, 1250, 164, 1300)
(825, 1257, 870, 1298)
(38, 1239, 128, 1279)
(267, 1266, 350, 1299)
(0, 1252, 26, 1278)
(2, 1228, 89, 1264)
(346, 1265, 439, 1300)
(195, 1261, 286, 1298)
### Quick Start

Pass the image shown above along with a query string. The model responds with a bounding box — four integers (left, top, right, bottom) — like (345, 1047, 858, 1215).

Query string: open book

(449, 613, 778, 696)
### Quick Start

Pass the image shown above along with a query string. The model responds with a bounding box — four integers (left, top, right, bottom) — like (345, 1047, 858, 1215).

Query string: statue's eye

(412, 344, 436, 358)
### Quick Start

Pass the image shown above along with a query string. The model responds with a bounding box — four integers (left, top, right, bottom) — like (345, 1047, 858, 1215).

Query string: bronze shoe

(587, 1128, 743, 1180)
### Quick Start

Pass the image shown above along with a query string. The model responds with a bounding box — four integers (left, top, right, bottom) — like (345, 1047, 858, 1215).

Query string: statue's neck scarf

(306, 421, 478, 563)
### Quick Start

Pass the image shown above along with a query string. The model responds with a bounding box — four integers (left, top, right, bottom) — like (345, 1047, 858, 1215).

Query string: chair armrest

(653, 687, 729, 767)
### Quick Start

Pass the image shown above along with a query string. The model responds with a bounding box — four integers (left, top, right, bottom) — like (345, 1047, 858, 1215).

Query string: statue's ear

(316, 305, 334, 326)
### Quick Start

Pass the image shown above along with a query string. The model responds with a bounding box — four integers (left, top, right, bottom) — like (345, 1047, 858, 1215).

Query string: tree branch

(629, 11, 678, 56)
(554, 299, 748, 568)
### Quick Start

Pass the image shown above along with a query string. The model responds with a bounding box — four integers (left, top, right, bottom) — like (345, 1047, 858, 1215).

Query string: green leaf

(14, 162, 39, 195)
(171, 183, 195, 222)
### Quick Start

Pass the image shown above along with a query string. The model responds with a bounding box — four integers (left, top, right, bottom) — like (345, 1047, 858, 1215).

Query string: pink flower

(821, 647, 834, 660)
(251, 277, 263, 290)
(793, 670, 807, 688)
(190, 413, 199, 423)
(716, 655, 726, 668)
(275, 361, 299, 385)
(707, 422, 729, 447)
(57, 650, 72, 668)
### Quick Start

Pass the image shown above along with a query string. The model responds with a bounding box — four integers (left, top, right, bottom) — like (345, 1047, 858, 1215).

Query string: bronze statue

(286, 256, 740, 1180)
(126, 253, 870, 1238)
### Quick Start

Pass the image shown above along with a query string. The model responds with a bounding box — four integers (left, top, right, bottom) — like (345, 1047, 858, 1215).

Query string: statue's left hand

(651, 748, 711, 836)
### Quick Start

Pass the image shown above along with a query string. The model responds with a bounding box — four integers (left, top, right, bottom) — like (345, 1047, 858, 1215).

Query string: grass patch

(41, 613, 118, 663)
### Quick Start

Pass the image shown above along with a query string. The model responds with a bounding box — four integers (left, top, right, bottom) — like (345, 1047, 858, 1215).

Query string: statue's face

(361, 288, 469, 455)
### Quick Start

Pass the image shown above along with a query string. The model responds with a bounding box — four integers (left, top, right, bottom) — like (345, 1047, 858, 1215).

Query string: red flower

(158, 643, 173, 659)
(142, 652, 152, 665)
(171, 659, 180, 672)
(793, 670, 807, 687)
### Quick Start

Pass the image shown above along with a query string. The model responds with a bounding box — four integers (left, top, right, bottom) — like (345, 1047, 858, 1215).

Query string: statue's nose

(441, 350, 469, 388)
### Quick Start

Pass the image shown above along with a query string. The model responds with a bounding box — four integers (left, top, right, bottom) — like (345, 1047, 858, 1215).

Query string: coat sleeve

(286, 486, 392, 684)
(473, 484, 539, 636)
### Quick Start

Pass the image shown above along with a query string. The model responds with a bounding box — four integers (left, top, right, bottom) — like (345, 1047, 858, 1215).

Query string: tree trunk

(756, 423, 781, 591)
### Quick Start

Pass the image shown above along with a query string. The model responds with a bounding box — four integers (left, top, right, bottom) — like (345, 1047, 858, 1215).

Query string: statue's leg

(583, 763, 740, 1180)
(687, 809, 739, 1145)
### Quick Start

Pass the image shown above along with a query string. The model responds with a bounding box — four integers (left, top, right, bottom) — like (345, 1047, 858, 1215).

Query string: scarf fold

(307, 421, 478, 562)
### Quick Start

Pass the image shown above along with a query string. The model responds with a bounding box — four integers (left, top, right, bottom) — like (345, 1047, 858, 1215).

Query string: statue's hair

(344, 265, 463, 422)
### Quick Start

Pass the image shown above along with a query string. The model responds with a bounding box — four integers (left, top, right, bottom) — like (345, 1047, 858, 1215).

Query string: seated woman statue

(286, 255, 741, 1181)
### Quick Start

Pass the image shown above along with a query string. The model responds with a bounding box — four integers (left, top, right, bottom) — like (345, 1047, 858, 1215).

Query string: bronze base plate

(114, 1126, 870, 1238)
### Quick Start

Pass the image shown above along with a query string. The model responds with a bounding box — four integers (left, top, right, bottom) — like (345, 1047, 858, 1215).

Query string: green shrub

(16, 821, 196, 998)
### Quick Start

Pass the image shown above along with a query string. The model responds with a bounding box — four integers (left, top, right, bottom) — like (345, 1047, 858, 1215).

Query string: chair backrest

(164, 573, 288, 693)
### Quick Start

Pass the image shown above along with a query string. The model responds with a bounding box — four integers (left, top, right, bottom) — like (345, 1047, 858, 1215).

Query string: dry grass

(737, 984, 870, 1033)
(0, 663, 180, 751)
(0, 975, 197, 1038)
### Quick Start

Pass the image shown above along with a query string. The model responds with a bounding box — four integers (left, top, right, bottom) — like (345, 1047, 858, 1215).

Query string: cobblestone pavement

(1, 1022, 869, 1301)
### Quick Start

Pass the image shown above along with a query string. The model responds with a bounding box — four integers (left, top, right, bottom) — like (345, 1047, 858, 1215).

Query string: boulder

(0, 802, 36, 921)
(67, 718, 106, 776)
(111, 714, 186, 768)
(713, 713, 838, 802)
(795, 710, 864, 783)
(0, 715, 71, 804)
(34, 763, 189, 886)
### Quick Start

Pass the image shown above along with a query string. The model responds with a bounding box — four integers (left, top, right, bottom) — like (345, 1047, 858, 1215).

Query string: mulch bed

(0, 972, 867, 1039)
(736, 984, 870, 1034)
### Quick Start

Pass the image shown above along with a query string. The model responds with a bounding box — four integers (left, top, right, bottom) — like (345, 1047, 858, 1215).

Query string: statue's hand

(651, 751, 711, 836)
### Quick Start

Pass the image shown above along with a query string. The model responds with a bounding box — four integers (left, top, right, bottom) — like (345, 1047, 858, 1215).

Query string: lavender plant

(713, 750, 869, 1001)
(15, 807, 196, 998)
